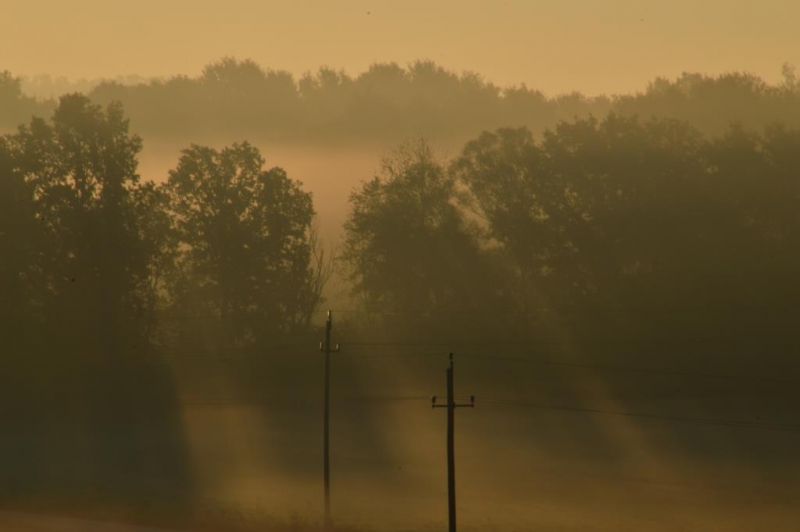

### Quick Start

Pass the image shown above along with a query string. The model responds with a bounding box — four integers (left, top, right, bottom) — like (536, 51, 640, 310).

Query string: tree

(166, 142, 319, 343)
(451, 116, 724, 345)
(3, 93, 153, 352)
(343, 140, 495, 332)
(451, 125, 587, 312)
(1, 95, 191, 499)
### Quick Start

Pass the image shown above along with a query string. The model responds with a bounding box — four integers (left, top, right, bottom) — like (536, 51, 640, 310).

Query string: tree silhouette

(0, 94, 191, 502)
(166, 142, 319, 344)
(343, 140, 500, 335)
(3, 94, 153, 352)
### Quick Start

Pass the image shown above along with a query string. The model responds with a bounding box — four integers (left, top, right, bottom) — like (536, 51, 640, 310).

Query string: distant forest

(3, 58, 800, 140)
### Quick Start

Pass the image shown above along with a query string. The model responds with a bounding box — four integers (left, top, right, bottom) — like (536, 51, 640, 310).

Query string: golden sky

(3, 0, 799, 95)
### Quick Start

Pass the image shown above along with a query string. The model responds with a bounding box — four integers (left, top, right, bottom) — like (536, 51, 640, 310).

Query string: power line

(327, 304, 800, 317)
(181, 395, 430, 406)
(178, 393, 800, 433)
(481, 399, 800, 433)
(24, 302, 800, 320)
(335, 347, 799, 387)
(455, 351, 799, 386)
(155, 341, 799, 387)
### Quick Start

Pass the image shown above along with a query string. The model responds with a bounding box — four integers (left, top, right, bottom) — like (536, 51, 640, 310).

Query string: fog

(169, 347, 800, 530)
(137, 140, 385, 244)
(4, 75, 800, 532)
(3, 4, 800, 531)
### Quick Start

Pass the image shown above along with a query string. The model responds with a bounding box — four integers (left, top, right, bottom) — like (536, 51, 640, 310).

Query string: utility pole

(319, 309, 339, 529)
(432, 353, 475, 532)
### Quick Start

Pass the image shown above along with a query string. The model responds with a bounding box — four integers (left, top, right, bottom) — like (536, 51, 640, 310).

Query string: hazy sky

(3, 0, 799, 95)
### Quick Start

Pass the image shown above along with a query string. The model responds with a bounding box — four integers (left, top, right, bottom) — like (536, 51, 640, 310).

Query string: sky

(3, 0, 799, 95)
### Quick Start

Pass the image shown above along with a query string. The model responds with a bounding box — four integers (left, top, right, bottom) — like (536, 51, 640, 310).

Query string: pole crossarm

(320, 310, 341, 353)
(432, 396, 475, 408)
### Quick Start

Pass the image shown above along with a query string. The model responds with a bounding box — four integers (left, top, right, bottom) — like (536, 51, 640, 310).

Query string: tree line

(3, 59, 800, 141)
(3, 90, 800, 503)
(4, 93, 800, 356)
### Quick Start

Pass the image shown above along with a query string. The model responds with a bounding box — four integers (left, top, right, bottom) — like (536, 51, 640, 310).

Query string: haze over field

(3, 3, 800, 531)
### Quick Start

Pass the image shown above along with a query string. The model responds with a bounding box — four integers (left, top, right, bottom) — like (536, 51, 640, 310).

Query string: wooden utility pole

(320, 309, 339, 529)
(432, 353, 475, 532)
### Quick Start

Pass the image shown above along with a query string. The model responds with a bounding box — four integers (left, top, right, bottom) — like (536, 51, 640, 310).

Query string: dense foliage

(166, 142, 319, 344)
(345, 116, 800, 348)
